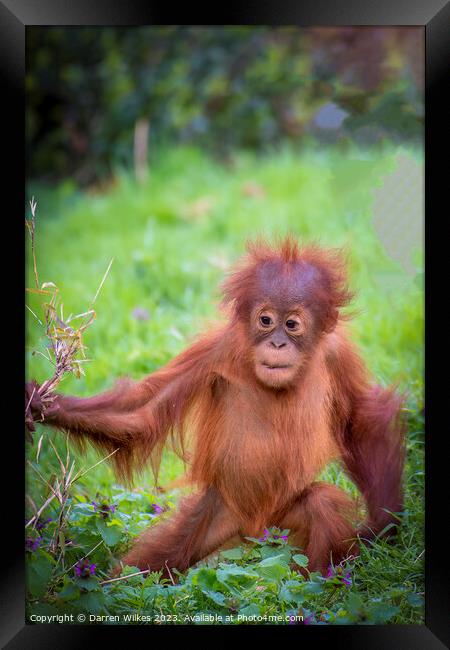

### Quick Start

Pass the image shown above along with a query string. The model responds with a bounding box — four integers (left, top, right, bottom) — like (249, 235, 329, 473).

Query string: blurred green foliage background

(26, 26, 423, 185)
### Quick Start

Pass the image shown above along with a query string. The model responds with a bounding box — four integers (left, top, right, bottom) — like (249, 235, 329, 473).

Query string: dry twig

(25, 198, 113, 415)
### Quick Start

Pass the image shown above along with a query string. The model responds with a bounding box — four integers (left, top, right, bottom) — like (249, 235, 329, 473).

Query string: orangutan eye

(285, 319, 299, 331)
(260, 315, 273, 327)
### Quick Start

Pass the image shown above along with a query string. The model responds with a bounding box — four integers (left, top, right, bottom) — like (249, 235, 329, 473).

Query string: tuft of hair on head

(220, 236, 355, 330)
(245, 235, 303, 264)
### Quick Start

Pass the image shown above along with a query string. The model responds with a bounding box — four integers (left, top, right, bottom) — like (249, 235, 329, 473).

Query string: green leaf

(406, 593, 424, 608)
(27, 551, 54, 598)
(216, 564, 258, 587)
(369, 602, 400, 623)
(258, 553, 288, 566)
(292, 553, 308, 568)
(143, 585, 160, 601)
(75, 576, 100, 592)
(96, 519, 122, 546)
(260, 545, 291, 563)
(27, 602, 60, 620)
(254, 554, 289, 582)
(220, 547, 244, 560)
(191, 567, 222, 591)
(279, 580, 306, 606)
(58, 580, 81, 601)
(121, 565, 141, 575)
(303, 580, 325, 595)
(202, 589, 227, 606)
(346, 592, 364, 616)
(77, 590, 106, 614)
(239, 603, 260, 618)
(71, 502, 97, 517)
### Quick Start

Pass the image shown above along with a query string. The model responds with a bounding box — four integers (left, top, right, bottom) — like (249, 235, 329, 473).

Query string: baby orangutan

(25, 238, 405, 576)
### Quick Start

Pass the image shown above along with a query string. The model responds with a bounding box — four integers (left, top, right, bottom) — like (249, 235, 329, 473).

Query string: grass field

(26, 144, 424, 624)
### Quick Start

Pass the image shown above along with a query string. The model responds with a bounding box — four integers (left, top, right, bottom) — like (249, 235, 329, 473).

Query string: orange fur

(30, 237, 406, 575)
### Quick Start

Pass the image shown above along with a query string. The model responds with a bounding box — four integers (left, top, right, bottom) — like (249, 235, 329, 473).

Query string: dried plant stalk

(25, 198, 113, 412)
(25, 196, 39, 289)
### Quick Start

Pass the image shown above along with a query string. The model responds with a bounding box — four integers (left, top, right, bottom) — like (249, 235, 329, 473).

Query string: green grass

(26, 144, 424, 624)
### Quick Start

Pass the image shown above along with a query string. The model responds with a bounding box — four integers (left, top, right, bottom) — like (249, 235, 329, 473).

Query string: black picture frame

(2, 1, 448, 647)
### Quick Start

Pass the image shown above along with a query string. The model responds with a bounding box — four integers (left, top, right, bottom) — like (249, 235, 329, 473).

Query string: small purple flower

(74, 559, 97, 579)
(259, 527, 288, 544)
(259, 528, 270, 542)
(300, 613, 315, 625)
(151, 503, 163, 515)
(343, 572, 352, 588)
(92, 500, 117, 520)
(25, 536, 42, 552)
(35, 517, 52, 531)
(326, 564, 353, 589)
(132, 306, 150, 321)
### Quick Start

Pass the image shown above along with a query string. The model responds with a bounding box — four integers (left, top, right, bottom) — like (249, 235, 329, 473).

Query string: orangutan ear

(323, 307, 339, 333)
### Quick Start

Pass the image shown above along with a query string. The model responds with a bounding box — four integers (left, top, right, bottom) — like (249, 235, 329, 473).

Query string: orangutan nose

(270, 338, 287, 349)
